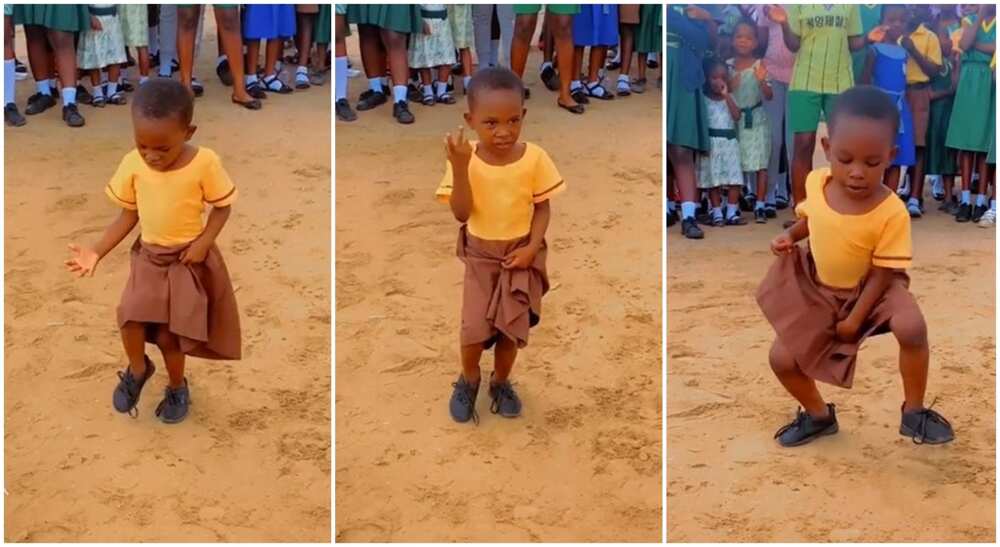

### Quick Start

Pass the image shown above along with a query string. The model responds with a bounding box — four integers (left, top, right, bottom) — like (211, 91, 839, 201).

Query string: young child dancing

(436, 68, 564, 424)
(757, 85, 954, 447)
(65, 79, 242, 424)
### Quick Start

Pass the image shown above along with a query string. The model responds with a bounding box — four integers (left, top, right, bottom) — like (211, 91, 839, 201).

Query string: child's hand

(684, 5, 712, 21)
(754, 63, 768, 82)
(835, 319, 860, 343)
(502, 245, 538, 270)
(444, 126, 473, 168)
(900, 34, 916, 52)
(868, 25, 888, 43)
(90, 16, 102, 31)
(770, 233, 794, 255)
(765, 5, 787, 25)
(65, 243, 100, 277)
(180, 238, 211, 265)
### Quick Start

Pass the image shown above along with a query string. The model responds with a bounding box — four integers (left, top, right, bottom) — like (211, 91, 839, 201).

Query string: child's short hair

(467, 67, 524, 107)
(881, 4, 907, 22)
(828, 85, 900, 136)
(732, 16, 757, 37)
(132, 79, 194, 126)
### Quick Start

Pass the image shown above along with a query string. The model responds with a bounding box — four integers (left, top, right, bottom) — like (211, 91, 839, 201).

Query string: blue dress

(243, 4, 296, 40)
(572, 4, 618, 46)
(871, 43, 915, 166)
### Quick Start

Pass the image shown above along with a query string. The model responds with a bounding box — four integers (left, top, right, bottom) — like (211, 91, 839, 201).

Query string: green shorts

(513, 4, 580, 16)
(788, 90, 838, 134)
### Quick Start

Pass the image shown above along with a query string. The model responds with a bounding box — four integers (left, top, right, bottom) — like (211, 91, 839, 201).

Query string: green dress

(729, 60, 771, 172)
(13, 4, 89, 32)
(945, 16, 996, 153)
(118, 4, 148, 48)
(513, 5, 580, 16)
(346, 4, 422, 34)
(635, 4, 661, 54)
(447, 4, 473, 49)
(314, 4, 332, 44)
(666, 36, 709, 152)
(851, 4, 882, 82)
(925, 58, 958, 175)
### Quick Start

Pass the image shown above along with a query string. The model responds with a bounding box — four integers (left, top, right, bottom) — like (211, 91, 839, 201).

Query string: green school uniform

(851, 4, 882, 81)
(946, 15, 996, 153)
(926, 59, 958, 175)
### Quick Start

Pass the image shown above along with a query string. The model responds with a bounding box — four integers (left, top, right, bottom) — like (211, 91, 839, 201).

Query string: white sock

(335, 57, 348, 101)
(571, 79, 582, 91)
(245, 74, 258, 86)
(712, 206, 724, 219)
(297, 65, 308, 75)
(463, 75, 471, 89)
(392, 84, 407, 103)
(962, 190, 971, 204)
(4, 59, 14, 105)
(139, 76, 149, 85)
(368, 77, 383, 93)
(91, 85, 105, 100)
(991, 199, 996, 211)
(908, 197, 920, 208)
(726, 204, 739, 219)
(380, 76, 390, 88)
(421, 84, 433, 97)
(434, 81, 448, 96)
(667, 200, 676, 213)
(36, 79, 52, 96)
(976, 194, 986, 206)
(755, 200, 765, 211)
(106, 81, 118, 95)
(61, 86, 77, 106)
(216, 54, 227, 67)
(681, 201, 697, 219)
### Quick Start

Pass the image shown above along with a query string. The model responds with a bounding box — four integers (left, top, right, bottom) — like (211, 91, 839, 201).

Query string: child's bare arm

(180, 205, 231, 264)
(722, 89, 742, 122)
(444, 127, 474, 222)
(65, 209, 138, 277)
(770, 217, 808, 255)
(503, 200, 550, 269)
(838, 266, 894, 341)
(902, 35, 943, 78)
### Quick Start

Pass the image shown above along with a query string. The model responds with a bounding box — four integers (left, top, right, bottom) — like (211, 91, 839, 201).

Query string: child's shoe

(392, 100, 415, 124)
(900, 403, 954, 444)
(680, 218, 704, 239)
(972, 204, 987, 223)
(155, 378, 191, 424)
(978, 208, 996, 228)
(5, 103, 26, 127)
(754, 208, 767, 224)
(113, 356, 155, 417)
(956, 203, 972, 222)
(488, 372, 522, 418)
(774, 403, 838, 447)
(356, 89, 386, 111)
(335, 98, 357, 122)
(449, 374, 480, 424)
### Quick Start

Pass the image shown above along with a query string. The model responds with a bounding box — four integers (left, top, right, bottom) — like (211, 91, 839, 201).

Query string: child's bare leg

(976, 152, 989, 199)
(708, 187, 722, 208)
(726, 185, 740, 205)
(756, 170, 768, 201)
(136, 46, 149, 78)
(884, 165, 901, 191)
(769, 338, 829, 418)
(155, 325, 186, 389)
(493, 335, 517, 383)
(120, 321, 148, 377)
(460, 343, 483, 383)
(959, 150, 973, 191)
(419, 67, 431, 86)
(943, 174, 954, 203)
(890, 308, 929, 412)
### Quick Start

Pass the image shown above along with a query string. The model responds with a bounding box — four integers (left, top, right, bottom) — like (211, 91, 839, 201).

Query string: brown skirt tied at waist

(457, 225, 549, 349)
(756, 245, 918, 388)
(118, 238, 242, 360)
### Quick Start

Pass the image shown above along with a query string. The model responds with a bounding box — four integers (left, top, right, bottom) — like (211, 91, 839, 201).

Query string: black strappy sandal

(586, 81, 615, 100)
(264, 75, 293, 94)
(436, 91, 456, 105)
(108, 91, 127, 105)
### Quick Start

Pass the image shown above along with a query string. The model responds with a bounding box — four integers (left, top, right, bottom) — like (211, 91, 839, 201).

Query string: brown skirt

(118, 238, 242, 360)
(457, 225, 549, 349)
(907, 84, 932, 147)
(756, 245, 920, 388)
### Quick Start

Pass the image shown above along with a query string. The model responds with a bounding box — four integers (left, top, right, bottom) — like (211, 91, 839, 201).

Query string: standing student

(699, 58, 748, 227)
(510, 4, 584, 114)
(243, 4, 296, 96)
(754, 4, 794, 215)
(408, 4, 457, 106)
(4, 4, 25, 126)
(571, 4, 618, 102)
(448, 4, 474, 94)
(77, 4, 128, 108)
(729, 18, 773, 224)
(334, 4, 355, 121)
(348, 4, 423, 125)
(119, 4, 150, 88)
(926, 10, 960, 214)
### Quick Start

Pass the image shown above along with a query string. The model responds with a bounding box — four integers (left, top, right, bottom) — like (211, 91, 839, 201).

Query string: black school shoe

(956, 203, 972, 223)
(972, 204, 987, 223)
(113, 356, 156, 417)
(356, 89, 387, 111)
(5, 103, 26, 127)
(24, 92, 56, 115)
(681, 218, 704, 239)
(489, 372, 522, 418)
(155, 378, 191, 424)
(335, 98, 357, 122)
(774, 403, 839, 447)
(449, 374, 480, 424)
(393, 100, 414, 124)
(900, 403, 954, 444)
(62, 104, 85, 127)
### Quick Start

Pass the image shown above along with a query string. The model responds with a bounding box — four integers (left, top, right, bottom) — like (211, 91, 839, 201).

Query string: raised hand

(868, 24, 888, 43)
(684, 5, 712, 21)
(754, 62, 769, 82)
(444, 126, 473, 168)
(766, 4, 787, 25)
(65, 243, 100, 277)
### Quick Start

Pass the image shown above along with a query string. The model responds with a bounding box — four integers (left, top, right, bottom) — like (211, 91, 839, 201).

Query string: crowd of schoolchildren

(666, 4, 996, 240)
(5, 4, 332, 128)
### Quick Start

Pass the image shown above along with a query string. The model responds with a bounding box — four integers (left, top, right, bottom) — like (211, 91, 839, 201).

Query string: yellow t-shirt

(435, 142, 564, 241)
(902, 24, 943, 84)
(106, 147, 238, 246)
(795, 168, 912, 289)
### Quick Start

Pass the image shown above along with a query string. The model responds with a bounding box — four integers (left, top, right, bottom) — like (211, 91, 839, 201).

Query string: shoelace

(773, 407, 807, 439)
(909, 398, 951, 445)
(452, 382, 479, 425)
(155, 386, 187, 418)
(116, 370, 141, 418)
(490, 383, 517, 415)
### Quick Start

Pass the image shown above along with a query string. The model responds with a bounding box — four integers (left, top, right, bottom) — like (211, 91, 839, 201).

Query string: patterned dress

(408, 5, 456, 69)
(447, 4, 473, 50)
(697, 97, 743, 189)
(118, 4, 148, 47)
(77, 5, 127, 70)
(728, 59, 771, 172)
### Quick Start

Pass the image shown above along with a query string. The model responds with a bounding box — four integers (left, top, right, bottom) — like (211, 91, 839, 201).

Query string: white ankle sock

(681, 201, 697, 219)
(434, 81, 448, 96)
(61, 86, 77, 106)
(335, 57, 348, 101)
(36, 79, 52, 96)
(368, 77, 383, 93)
(392, 84, 407, 103)
(4, 59, 14, 105)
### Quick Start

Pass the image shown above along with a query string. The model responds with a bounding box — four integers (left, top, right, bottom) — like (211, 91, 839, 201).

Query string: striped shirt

(788, 5, 863, 94)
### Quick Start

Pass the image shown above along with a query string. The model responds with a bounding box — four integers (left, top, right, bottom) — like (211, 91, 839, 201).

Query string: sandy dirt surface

(4, 20, 331, 541)
(335, 34, 663, 541)
(666, 146, 996, 541)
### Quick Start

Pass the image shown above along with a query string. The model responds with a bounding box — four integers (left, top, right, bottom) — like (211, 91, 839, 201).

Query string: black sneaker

(900, 402, 954, 444)
(764, 205, 777, 218)
(336, 98, 357, 122)
(113, 356, 155, 417)
(62, 104, 85, 127)
(24, 92, 56, 115)
(956, 203, 972, 222)
(742, 194, 756, 212)
(972, 204, 987, 223)
(681, 217, 704, 239)
(774, 404, 839, 447)
(393, 100, 414, 124)
(449, 374, 480, 424)
(488, 372, 522, 418)
(755, 208, 767, 224)
(5, 103, 26, 127)
(155, 378, 192, 424)
(356, 89, 387, 111)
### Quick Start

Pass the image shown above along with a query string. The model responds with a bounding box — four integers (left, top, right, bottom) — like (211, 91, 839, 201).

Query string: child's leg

(976, 152, 989, 205)
(460, 343, 484, 383)
(120, 321, 148, 378)
(769, 338, 829, 418)
(212, 7, 253, 103)
(510, 13, 537, 78)
(943, 174, 954, 204)
(637, 52, 647, 81)
(667, 144, 700, 222)
(791, 132, 817, 205)
(45, 29, 78, 103)
(755, 170, 768, 208)
(618, 24, 634, 77)
(586, 45, 606, 83)
(245, 39, 261, 80)
(177, 5, 199, 90)
(572, 45, 583, 83)
(155, 325, 186, 389)
(493, 335, 517, 383)
(136, 46, 150, 79)
(296, 12, 314, 68)
(547, 13, 578, 107)
(959, 150, 973, 196)
(884, 165, 901, 192)
(435, 64, 450, 98)
(910, 147, 926, 204)
(378, 27, 409, 103)
(418, 67, 432, 99)
(263, 37, 281, 76)
(889, 305, 929, 412)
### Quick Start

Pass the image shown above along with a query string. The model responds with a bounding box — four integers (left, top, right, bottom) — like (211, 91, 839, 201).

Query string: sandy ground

(666, 145, 996, 541)
(335, 34, 663, 541)
(4, 20, 331, 541)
